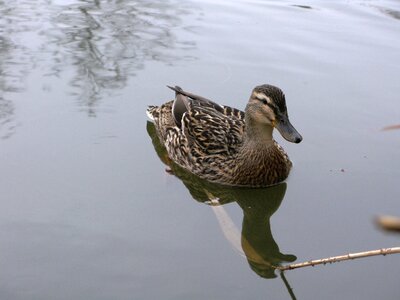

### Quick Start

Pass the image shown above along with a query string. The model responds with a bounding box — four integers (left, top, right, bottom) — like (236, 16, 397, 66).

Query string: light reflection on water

(0, 0, 197, 137)
(0, 0, 400, 299)
(45, 0, 197, 115)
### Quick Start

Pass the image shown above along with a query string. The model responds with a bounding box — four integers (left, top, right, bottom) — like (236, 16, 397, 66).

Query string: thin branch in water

(277, 247, 400, 271)
(280, 271, 297, 300)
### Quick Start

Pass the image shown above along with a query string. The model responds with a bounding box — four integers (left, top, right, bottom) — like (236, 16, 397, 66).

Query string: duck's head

(245, 84, 302, 143)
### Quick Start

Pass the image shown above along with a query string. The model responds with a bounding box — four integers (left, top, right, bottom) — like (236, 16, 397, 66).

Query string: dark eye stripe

(263, 101, 277, 113)
(256, 96, 280, 114)
(257, 97, 271, 106)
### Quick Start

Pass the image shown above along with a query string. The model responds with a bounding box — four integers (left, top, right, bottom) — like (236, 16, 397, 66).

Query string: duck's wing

(183, 105, 244, 156)
(167, 85, 223, 109)
(168, 85, 225, 127)
(164, 104, 244, 173)
(151, 86, 245, 173)
(168, 85, 245, 126)
(221, 105, 245, 121)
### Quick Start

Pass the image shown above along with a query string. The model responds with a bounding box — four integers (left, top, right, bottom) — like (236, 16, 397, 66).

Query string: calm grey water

(1, 0, 400, 299)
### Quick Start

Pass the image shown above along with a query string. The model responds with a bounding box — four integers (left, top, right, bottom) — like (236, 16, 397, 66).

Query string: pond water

(1, 0, 400, 299)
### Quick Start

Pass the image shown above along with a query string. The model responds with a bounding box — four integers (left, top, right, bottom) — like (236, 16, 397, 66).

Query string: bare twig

(206, 199, 400, 274)
(277, 247, 400, 271)
(280, 271, 297, 300)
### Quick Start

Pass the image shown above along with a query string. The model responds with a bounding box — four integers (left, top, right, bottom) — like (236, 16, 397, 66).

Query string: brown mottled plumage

(147, 84, 302, 187)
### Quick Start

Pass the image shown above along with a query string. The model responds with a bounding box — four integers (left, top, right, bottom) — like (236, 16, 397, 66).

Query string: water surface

(1, 0, 400, 299)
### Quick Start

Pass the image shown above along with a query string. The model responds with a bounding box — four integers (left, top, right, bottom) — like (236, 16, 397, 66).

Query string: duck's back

(147, 97, 246, 176)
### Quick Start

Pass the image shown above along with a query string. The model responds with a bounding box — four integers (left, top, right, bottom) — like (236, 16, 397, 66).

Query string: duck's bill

(275, 114, 303, 143)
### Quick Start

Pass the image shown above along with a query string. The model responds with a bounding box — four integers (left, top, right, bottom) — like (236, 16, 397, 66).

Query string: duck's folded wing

(182, 106, 244, 156)
(168, 85, 225, 113)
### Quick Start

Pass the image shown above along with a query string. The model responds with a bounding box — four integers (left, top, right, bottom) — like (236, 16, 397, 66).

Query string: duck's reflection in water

(238, 188, 296, 278)
(147, 121, 296, 278)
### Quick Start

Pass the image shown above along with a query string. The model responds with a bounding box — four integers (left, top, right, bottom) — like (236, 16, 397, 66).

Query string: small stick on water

(280, 271, 297, 300)
(277, 247, 400, 271)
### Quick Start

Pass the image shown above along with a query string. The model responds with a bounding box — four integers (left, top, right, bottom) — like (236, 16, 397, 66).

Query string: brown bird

(147, 84, 302, 187)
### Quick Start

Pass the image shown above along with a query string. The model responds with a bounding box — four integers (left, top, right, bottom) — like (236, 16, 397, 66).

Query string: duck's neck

(244, 116, 274, 146)
(222, 114, 289, 187)
(230, 118, 288, 187)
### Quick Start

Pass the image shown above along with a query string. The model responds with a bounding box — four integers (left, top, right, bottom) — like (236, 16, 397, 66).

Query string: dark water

(1, 0, 400, 299)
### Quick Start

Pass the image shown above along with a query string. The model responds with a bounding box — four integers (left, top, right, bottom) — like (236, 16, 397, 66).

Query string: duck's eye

(262, 99, 268, 105)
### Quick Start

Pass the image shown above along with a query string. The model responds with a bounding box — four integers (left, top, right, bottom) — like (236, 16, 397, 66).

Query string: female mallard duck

(147, 84, 302, 187)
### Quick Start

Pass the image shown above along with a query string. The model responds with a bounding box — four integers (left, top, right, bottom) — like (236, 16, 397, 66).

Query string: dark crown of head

(254, 84, 287, 112)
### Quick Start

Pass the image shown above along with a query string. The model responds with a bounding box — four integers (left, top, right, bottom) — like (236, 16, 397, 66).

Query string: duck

(146, 84, 302, 187)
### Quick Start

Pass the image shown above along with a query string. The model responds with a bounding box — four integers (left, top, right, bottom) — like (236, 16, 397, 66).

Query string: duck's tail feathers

(146, 105, 158, 121)
(167, 85, 183, 94)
